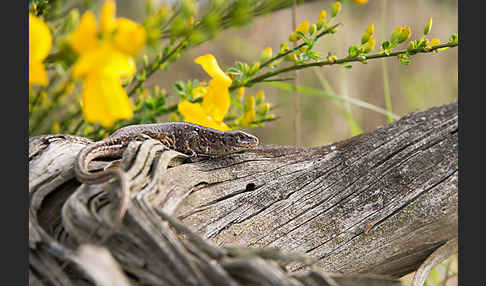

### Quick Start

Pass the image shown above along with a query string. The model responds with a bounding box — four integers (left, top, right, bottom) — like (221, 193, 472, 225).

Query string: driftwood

(29, 101, 458, 286)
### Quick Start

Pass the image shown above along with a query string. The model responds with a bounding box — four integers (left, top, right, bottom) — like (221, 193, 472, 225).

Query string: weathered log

(29, 102, 457, 285)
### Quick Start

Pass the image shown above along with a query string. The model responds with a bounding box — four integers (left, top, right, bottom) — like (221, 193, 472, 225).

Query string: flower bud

(143, 54, 149, 67)
(363, 36, 375, 52)
(407, 41, 415, 50)
(424, 17, 432, 36)
(430, 38, 440, 46)
(170, 112, 179, 122)
(258, 103, 270, 115)
(250, 61, 260, 74)
(242, 96, 256, 126)
(289, 32, 298, 42)
(237, 87, 245, 101)
(390, 26, 403, 44)
(398, 26, 411, 43)
(256, 90, 265, 104)
(265, 114, 276, 120)
(361, 32, 370, 45)
(295, 20, 310, 35)
(319, 10, 327, 21)
(308, 24, 316, 35)
(366, 24, 374, 36)
(244, 95, 255, 112)
(260, 47, 273, 61)
(331, 1, 342, 17)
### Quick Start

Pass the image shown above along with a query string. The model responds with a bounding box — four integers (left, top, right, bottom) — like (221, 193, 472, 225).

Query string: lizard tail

(74, 140, 125, 184)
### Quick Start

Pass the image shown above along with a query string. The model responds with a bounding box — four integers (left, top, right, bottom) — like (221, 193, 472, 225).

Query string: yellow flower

(194, 54, 232, 86)
(100, 0, 117, 34)
(81, 72, 133, 127)
(113, 18, 147, 56)
(295, 20, 310, 35)
(178, 101, 229, 130)
(178, 54, 232, 131)
(192, 86, 207, 99)
(72, 43, 136, 79)
(69, 12, 98, 54)
(353, 0, 368, 3)
(29, 14, 52, 86)
(68, 0, 146, 127)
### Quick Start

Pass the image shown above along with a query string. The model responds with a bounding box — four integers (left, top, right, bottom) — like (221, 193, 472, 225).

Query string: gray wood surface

(29, 102, 457, 286)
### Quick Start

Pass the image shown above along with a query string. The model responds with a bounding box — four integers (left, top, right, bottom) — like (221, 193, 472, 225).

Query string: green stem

(29, 90, 42, 118)
(381, 0, 393, 123)
(231, 42, 457, 91)
(260, 23, 341, 69)
(29, 88, 65, 135)
(127, 39, 187, 98)
(382, 60, 393, 123)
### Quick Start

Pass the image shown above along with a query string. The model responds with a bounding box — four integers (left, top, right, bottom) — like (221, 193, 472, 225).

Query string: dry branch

(29, 102, 458, 286)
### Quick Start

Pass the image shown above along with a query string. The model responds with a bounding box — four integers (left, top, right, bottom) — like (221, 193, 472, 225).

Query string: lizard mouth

(242, 137, 259, 148)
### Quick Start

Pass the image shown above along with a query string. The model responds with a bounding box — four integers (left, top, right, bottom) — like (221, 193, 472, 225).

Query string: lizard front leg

(137, 132, 176, 149)
(153, 133, 176, 149)
(182, 130, 200, 159)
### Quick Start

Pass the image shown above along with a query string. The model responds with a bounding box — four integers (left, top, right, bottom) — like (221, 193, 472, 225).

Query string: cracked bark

(29, 102, 457, 286)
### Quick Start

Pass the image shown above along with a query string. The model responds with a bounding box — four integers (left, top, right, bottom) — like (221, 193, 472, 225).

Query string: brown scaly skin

(74, 122, 259, 241)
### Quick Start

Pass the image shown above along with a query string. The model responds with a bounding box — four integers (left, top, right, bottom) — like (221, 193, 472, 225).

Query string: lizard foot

(134, 134, 152, 141)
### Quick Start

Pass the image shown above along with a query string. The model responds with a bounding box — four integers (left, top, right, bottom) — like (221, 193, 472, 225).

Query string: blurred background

(117, 0, 458, 147)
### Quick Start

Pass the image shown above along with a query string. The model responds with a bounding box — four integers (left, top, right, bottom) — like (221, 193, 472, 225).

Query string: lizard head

(228, 130, 259, 149)
(193, 129, 259, 156)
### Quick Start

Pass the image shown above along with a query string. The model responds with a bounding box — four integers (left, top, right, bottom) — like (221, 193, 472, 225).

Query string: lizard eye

(239, 134, 246, 142)
(224, 136, 235, 145)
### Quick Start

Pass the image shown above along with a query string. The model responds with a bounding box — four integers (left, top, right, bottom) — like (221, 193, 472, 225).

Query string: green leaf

(267, 82, 400, 120)
(348, 46, 359, 58)
(230, 94, 243, 110)
(173, 81, 186, 98)
(227, 67, 241, 75)
(343, 64, 352, 69)
(382, 41, 390, 50)
(296, 31, 306, 39)
(236, 61, 244, 71)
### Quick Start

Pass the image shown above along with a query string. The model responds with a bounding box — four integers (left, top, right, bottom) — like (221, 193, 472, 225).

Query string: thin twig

(291, 0, 301, 146)
(238, 42, 457, 90)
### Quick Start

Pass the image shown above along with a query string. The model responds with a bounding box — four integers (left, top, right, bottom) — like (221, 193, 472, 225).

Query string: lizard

(74, 121, 259, 240)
